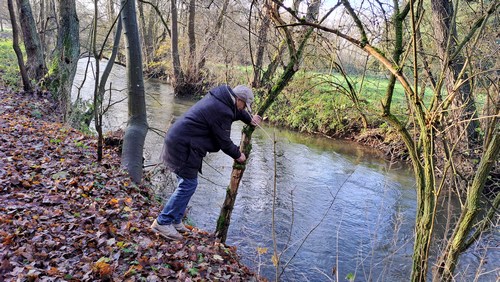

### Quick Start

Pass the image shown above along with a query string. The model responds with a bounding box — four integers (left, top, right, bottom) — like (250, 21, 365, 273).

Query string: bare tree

(36, 0, 58, 55)
(186, 0, 196, 77)
(251, 4, 271, 88)
(138, 0, 155, 64)
(273, 0, 499, 280)
(120, 0, 148, 183)
(216, 0, 323, 243)
(94, 14, 123, 162)
(170, 0, 184, 93)
(47, 0, 80, 121)
(430, 0, 481, 149)
(7, 0, 31, 92)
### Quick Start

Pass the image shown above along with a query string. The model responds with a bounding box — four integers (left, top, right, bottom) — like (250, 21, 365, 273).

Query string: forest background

(0, 0, 498, 281)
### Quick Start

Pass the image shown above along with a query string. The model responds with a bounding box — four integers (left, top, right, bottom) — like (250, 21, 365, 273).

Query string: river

(72, 59, 498, 281)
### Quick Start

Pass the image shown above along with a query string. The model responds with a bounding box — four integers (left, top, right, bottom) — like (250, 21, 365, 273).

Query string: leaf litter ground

(0, 89, 263, 281)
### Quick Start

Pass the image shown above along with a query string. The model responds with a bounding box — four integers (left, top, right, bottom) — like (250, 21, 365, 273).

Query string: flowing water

(73, 59, 498, 281)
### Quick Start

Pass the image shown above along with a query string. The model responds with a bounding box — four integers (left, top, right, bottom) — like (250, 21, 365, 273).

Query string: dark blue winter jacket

(161, 85, 252, 178)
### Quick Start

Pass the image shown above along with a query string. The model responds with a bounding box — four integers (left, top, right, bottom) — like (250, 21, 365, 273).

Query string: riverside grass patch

(264, 71, 423, 135)
(0, 36, 24, 88)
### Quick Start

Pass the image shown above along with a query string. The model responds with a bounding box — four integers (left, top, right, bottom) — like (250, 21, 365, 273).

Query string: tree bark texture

(430, 0, 479, 147)
(7, 0, 31, 92)
(215, 140, 249, 243)
(120, 0, 148, 184)
(170, 0, 184, 92)
(252, 8, 270, 88)
(433, 132, 499, 281)
(17, 0, 46, 81)
(38, 0, 45, 48)
(138, 2, 154, 64)
(96, 17, 123, 161)
(187, 0, 196, 76)
(52, 0, 79, 121)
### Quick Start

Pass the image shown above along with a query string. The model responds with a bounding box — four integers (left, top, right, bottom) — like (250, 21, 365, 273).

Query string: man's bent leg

(157, 175, 198, 225)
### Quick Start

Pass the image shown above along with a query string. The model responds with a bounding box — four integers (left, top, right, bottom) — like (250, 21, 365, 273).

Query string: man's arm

(236, 110, 262, 127)
(209, 117, 241, 159)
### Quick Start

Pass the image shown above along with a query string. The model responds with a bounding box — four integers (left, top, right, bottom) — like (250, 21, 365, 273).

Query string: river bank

(0, 88, 262, 281)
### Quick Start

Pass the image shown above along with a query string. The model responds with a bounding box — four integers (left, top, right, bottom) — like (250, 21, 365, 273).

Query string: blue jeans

(157, 175, 198, 225)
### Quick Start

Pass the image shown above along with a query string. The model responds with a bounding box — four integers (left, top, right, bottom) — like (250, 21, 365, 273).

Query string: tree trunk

(49, 0, 79, 121)
(433, 132, 499, 281)
(197, 0, 229, 72)
(95, 17, 122, 162)
(430, 0, 480, 148)
(120, 0, 148, 184)
(252, 8, 270, 88)
(215, 0, 322, 241)
(7, 0, 31, 92)
(137, 1, 153, 65)
(216, 18, 316, 241)
(38, 0, 45, 49)
(187, 0, 196, 76)
(91, 0, 101, 161)
(170, 0, 184, 93)
(107, 0, 116, 21)
(39, 0, 57, 54)
(17, 0, 46, 81)
(215, 130, 252, 243)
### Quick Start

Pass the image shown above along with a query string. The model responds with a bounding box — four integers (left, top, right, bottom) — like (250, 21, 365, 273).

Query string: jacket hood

(209, 85, 236, 110)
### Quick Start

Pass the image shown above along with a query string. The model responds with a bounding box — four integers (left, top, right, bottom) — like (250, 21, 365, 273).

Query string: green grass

(258, 68, 449, 136)
(261, 71, 407, 134)
(0, 33, 23, 88)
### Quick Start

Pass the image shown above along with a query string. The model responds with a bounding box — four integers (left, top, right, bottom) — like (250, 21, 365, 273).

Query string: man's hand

(251, 115, 262, 126)
(236, 152, 246, 163)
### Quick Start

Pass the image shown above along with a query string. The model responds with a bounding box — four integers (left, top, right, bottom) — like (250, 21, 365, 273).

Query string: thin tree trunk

(7, 0, 31, 92)
(137, 2, 152, 65)
(38, 0, 46, 49)
(252, 8, 270, 88)
(91, 0, 101, 161)
(120, 0, 148, 183)
(96, 17, 122, 161)
(215, 0, 324, 241)
(216, 25, 316, 242)
(187, 0, 196, 77)
(170, 0, 184, 92)
(433, 132, 499, 281)
(42, 0, 58, 53)
(197, 0, 229, 71)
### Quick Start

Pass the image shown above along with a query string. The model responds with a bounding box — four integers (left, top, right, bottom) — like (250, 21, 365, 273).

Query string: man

(151, 85, 262, 240)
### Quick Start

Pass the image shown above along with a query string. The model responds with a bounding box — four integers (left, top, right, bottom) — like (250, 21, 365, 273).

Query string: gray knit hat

(233, 85, 254, 113)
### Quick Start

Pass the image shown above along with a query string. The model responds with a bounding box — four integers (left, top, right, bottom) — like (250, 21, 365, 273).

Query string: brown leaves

(93, 260, 113, 278)
(0, 90, 262, 281)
